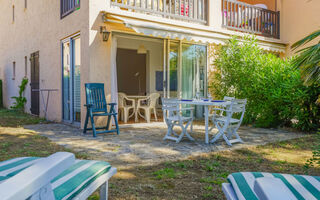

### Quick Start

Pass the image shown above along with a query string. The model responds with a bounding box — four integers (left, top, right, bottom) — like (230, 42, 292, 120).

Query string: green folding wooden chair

(83, 83, 119, 137)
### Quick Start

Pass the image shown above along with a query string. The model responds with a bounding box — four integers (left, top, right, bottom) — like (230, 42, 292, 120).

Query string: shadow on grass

(106, 135, 320, 200)
(0, 128, 90, 161)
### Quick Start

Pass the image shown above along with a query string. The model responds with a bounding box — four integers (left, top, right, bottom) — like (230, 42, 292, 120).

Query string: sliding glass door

(181, 44, 207, 99)
(164, 40, 207, 118)
(164, 40, 207, 99)
(62, 36, 81, 123)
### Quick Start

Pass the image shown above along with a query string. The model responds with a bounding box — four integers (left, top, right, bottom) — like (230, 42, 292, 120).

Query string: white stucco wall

(0, 0, 90, 122)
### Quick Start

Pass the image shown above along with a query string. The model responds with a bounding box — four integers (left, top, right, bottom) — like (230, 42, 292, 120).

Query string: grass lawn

(0, 108, 319, 200)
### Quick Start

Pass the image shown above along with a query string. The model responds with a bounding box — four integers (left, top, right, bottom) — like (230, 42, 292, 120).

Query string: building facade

(0, 0, 319, 127)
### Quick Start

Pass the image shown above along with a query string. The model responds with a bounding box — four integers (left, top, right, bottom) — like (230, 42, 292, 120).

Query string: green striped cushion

(228, 172, 320, 200)
(0, 157, 111, 200)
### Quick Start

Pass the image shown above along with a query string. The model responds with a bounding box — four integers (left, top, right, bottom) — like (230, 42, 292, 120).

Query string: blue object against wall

(155, 71, 177, 91)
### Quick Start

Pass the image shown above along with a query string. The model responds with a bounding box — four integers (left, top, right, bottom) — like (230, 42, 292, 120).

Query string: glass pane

(62, 42, 71, 121)
(73, 38, 81, 122)
(181, 44, 207, 118)
(168, 42, 179, 98)
(181, 44, 206, 98)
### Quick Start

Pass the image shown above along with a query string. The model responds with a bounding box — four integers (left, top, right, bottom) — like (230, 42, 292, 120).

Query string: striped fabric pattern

(0, 157, 111, 200)
(228, 172, 320, 200)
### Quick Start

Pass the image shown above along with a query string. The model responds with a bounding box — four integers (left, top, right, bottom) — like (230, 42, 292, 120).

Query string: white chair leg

(145, 109, 151, 123)
(176, 125, 186, 143)
(163, 124, 172, 140)
(124, 109, 128, 123)
(232, 129, 244, 143)
(119, 109, 124, 121)
(99, 181, 108, 200)
(227, 128, 233, 139)
(153, 108, 158, 121)
(223, 134, 232, 146)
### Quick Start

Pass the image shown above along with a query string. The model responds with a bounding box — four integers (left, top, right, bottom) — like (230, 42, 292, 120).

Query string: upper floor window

(12, 62, 16, 80)
(12, 5, 15, 23)
(61, 0, 80, 19)
(25, 56, 28, 77)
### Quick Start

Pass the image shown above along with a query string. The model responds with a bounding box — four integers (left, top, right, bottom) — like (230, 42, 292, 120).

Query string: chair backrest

(85, 83, 107, 112)
(162, 98, 180, 120)
(148, 93, 160, 107)
(223, 96, 235, 101)
(117, 92, 126, 108)
(228, 99, 247, 123)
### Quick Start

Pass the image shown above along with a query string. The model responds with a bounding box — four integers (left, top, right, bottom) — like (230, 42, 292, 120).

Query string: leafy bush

(11, 78, 28, 110)
(305, 130, 320, 169)
(209, 36, 320, 131)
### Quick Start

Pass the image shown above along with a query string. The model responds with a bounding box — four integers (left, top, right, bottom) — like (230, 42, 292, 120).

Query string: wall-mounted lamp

(100, 26, 110, 42)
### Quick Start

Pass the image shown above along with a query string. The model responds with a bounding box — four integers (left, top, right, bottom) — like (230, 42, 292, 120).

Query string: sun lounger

(222, 172, 320, 200)
(0, 152, 117, 200)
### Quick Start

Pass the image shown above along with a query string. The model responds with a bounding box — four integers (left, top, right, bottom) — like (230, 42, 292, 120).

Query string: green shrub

(305, 130, 320, 169)
(209, 36, 320, 131)
(11, 78, 28, 110)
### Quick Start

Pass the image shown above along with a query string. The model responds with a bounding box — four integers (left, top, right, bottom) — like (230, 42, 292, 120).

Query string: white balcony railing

(110, 0, 207, 24)
(222, 0, 280, 39)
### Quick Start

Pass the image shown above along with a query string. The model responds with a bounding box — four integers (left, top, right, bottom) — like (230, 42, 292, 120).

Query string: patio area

(24, 122, 304, 168)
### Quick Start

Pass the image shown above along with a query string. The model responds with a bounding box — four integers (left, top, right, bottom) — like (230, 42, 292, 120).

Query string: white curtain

(111, 36, 118, 122)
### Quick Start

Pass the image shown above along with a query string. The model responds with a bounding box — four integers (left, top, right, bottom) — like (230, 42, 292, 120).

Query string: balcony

(110, 0, 208, 24)
(222, 0, 280, 39)
(61, 0, 80, 18)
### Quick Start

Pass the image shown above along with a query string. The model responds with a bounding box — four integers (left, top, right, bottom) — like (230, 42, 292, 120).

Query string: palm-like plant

(291, 29, 320, 86)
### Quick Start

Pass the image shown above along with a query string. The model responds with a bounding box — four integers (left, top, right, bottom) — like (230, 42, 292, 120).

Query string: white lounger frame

(222, 183, 238, 200)
(75, 167, 117, 200)
(0, 152, 116, 200)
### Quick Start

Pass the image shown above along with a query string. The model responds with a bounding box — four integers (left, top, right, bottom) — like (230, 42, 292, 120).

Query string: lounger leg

(99, 181, 108, 200)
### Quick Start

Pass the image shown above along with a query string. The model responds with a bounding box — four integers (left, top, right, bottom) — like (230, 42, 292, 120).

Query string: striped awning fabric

(228, 172, 320, 200)
(0, 157, 112, 200)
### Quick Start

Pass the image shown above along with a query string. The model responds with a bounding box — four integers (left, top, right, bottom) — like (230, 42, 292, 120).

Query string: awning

(104, 14, 226, 44)
(104, 14, 286, 53)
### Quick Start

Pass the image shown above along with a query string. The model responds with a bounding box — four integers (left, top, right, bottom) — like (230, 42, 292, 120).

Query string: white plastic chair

(162, 98, 194, 143)
(118, 92, 135, 123)
(210, 99, 247, 146)
(137, 93, 160, 123)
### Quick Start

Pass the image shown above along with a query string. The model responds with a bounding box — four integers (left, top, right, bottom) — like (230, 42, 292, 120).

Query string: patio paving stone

(24, 122, 305, 169)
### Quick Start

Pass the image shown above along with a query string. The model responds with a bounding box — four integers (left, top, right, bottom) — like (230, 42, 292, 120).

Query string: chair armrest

(124, 97, 135, 106)
(84, 104, 93, 107)
(0, 152, 75, 200)
(253, 177, 296, 200)
(108, 103, 117, 106)
(137, 97, 150, 107)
